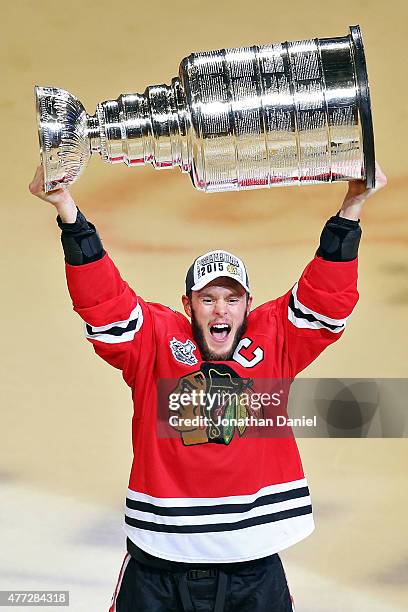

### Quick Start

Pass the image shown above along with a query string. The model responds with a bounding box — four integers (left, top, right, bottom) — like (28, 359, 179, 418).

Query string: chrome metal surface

(35, 87, 91, 192)
(35, 25, 375, 193)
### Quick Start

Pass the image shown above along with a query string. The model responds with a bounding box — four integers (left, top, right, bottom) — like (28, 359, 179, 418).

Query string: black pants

(110, 552, 294, 611)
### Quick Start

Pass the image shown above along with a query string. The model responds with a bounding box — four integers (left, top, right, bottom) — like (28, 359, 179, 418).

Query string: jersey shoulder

(146, 301, 191, 333)
(246, 295, 287, 335)
(248, 295, 281, 319)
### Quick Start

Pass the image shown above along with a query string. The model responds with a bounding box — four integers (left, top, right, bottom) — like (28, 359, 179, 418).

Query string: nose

(213, 298, 228, 317)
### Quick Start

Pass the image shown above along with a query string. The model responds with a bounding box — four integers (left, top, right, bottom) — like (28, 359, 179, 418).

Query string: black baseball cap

(185, 249, 250, 294)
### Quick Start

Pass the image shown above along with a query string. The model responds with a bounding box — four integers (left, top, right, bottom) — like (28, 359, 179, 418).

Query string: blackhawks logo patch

(169, 363, 258, 446)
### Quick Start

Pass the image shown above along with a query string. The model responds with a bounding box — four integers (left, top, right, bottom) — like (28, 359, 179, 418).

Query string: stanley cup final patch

(170, 337, 198, 366)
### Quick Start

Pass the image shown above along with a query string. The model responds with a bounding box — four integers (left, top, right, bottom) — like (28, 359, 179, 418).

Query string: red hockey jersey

(65, 253, 358, 563)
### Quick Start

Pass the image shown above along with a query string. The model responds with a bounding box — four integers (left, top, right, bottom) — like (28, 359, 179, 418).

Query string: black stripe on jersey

(288, 294, 344, 331)
(126, 486, 310, 517)
(125, 504, 313, 533)
(86, 317, 138, 337)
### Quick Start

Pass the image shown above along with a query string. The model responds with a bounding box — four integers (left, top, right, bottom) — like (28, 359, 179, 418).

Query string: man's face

(182, 277, 252, 361)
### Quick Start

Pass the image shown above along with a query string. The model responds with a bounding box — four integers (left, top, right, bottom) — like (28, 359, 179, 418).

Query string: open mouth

(209, 323, 232, 342)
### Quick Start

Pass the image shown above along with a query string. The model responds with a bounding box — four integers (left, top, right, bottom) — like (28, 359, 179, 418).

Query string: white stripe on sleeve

(288, 283, 348, 333)
(84, 302, 143, 344)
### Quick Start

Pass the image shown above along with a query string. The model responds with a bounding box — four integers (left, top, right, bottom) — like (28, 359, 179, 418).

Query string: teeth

(212, 324, 229, 330)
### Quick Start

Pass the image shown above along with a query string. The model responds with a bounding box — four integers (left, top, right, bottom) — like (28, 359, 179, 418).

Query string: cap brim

(191, 272, 250, 293)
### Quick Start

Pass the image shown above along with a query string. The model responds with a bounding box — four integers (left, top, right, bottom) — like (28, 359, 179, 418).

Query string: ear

(182, 294, 192, 318)
(246, 294, 253, 316)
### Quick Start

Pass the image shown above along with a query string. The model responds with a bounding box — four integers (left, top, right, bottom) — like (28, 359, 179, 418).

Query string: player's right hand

(29, 165, 77, 223)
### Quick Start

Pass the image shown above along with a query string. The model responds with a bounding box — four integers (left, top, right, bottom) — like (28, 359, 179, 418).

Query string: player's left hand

(339, 162, 387, 220)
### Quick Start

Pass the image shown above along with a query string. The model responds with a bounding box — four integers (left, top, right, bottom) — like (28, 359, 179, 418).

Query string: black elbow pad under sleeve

(56, 209, 105, 265)
(316, 212, 362, 262)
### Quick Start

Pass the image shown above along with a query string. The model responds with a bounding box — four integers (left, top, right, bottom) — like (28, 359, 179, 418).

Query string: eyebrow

(198, 290, 243, 298)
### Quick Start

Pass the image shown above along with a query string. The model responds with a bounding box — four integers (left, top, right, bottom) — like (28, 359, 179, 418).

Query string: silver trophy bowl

(35, 25, 375, 193)
(35, 87, 92, 191)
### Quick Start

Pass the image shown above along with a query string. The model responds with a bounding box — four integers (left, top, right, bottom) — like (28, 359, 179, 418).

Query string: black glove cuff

(56, 208, 90, 233)
(316, 212, 362, 262)
(57, 209, 105, 265)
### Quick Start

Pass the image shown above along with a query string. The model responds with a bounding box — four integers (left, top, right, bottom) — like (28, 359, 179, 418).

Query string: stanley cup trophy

(35, 25, 375, 194)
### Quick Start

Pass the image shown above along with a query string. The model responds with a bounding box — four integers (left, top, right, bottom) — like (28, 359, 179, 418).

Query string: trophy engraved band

(35, 25, 375, 193)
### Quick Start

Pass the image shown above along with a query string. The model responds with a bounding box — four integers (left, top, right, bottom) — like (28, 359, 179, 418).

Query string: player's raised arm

(29, 166, 151, 387)
(277, 162, 387, 376)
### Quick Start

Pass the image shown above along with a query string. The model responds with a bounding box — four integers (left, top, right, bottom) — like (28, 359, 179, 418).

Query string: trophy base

(350, 25, 376, 189)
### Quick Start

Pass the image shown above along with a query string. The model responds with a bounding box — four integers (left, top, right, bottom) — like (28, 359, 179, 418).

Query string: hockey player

(29, 163, 386, 611)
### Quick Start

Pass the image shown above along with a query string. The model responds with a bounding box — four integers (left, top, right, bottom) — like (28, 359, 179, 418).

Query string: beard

(191, 310, 248, 361)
